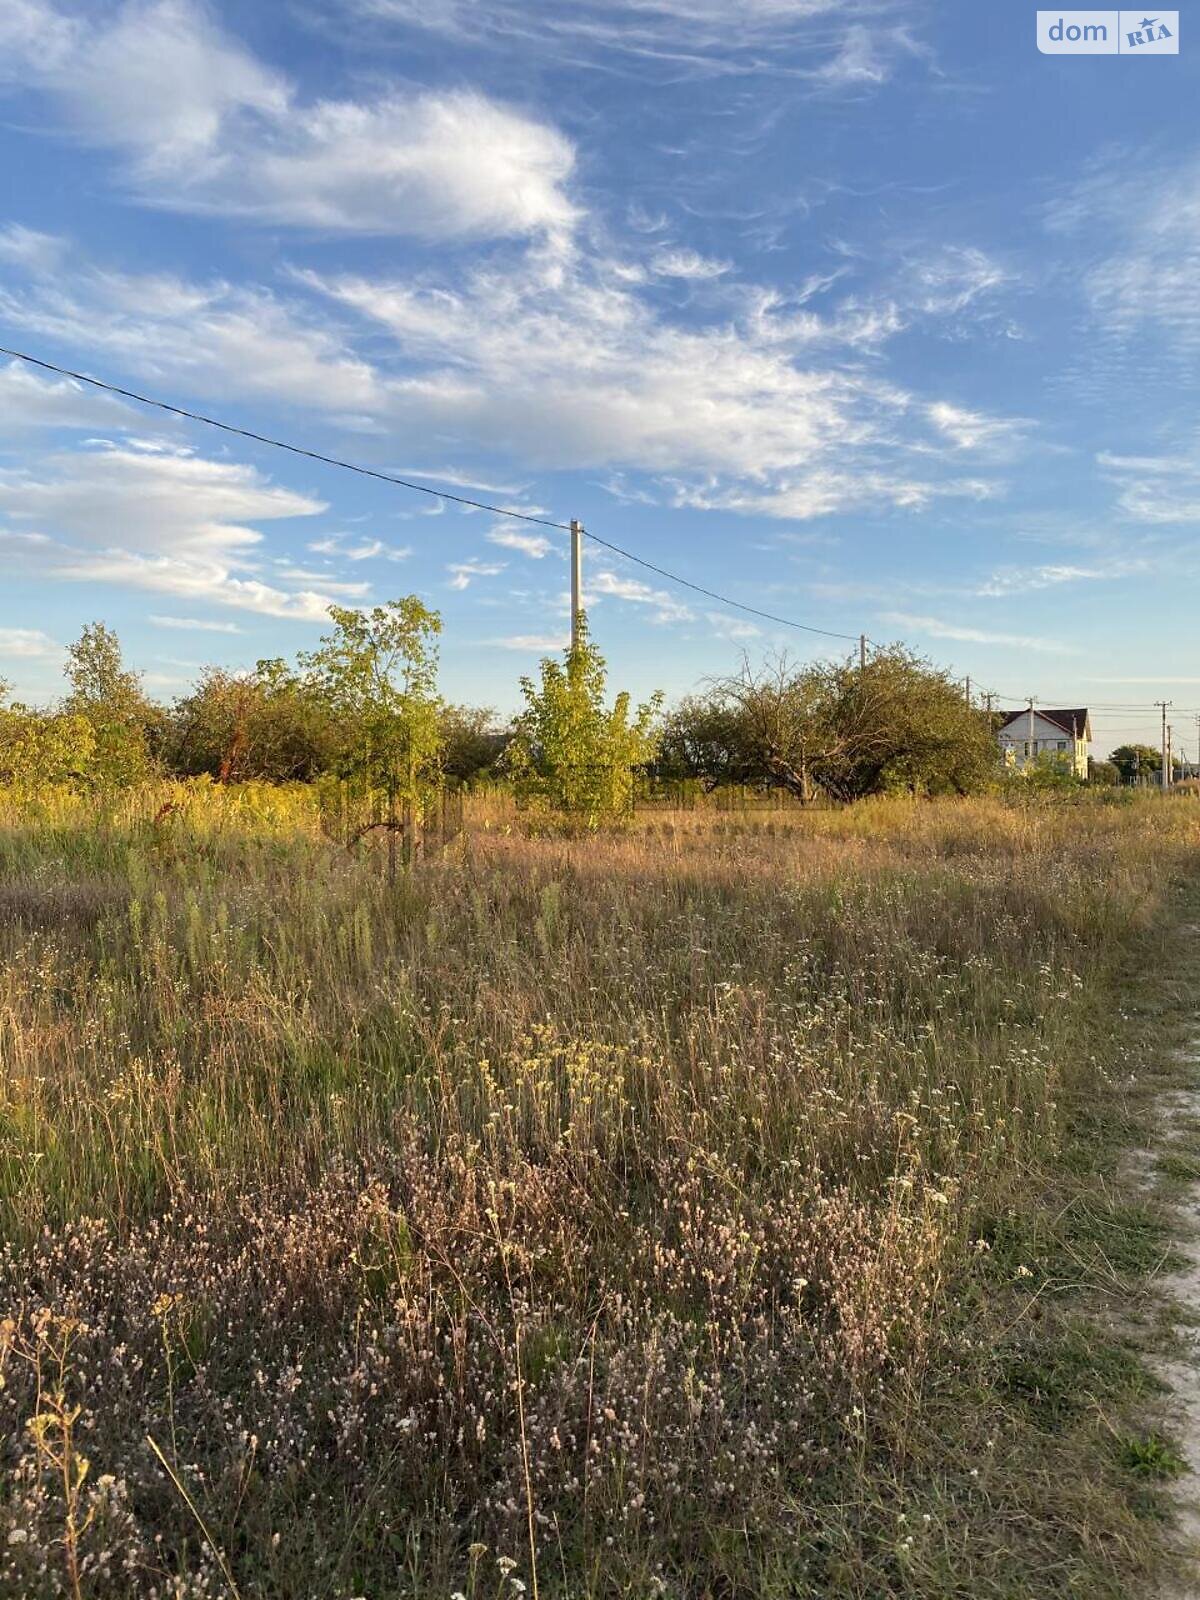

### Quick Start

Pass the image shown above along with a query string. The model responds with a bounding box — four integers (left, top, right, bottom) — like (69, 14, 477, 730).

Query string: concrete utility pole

(859, 633, 867, 671)
(570, 519, 583, 655)
(1027, 696, 1037, 767)
(1157, 700, 1172, 790)
(965, 675, 971, 707)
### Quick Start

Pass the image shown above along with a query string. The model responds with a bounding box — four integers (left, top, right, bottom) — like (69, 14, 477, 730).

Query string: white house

(997, 708, 1092, 779)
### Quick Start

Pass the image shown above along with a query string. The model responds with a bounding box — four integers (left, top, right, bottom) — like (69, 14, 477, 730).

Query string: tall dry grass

(0, 784, 1195, 1597)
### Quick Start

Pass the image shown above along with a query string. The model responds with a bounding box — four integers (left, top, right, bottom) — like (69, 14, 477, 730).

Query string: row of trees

(0, 601, 1110, 825)
(0, 606, 661, 829)
(1106, 744, 1188, 785)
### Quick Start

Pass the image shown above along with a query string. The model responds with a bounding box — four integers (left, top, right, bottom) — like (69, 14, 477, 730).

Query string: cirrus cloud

(880, 611, 1076, 654)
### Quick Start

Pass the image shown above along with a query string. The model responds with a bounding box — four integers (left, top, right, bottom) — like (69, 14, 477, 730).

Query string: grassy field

(0, 784, 1197, 1598)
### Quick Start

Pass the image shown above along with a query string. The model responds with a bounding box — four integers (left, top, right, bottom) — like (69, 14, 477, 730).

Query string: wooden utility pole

(964, 675, 971, 707)
(570, 519, 583, 654)
(1157, 700, 1172, 790)
(1027, 697, 1037, 768)
(859, 633, 867, 671)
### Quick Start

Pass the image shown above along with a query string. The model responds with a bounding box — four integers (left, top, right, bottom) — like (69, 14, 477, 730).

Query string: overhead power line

(0, 345, 859, 644)
(0, 346, 568, 530)
(580, 526, 858, 640)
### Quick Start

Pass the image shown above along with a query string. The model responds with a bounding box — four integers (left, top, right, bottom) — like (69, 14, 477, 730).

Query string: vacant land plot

(0, 787, 1196, 1598)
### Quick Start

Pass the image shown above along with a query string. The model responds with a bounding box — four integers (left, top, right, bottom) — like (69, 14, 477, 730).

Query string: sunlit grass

(0, 784, 1196, 1597)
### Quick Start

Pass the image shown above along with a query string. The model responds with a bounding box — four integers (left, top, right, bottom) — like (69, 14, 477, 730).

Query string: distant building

(997, 708, 1091, 779)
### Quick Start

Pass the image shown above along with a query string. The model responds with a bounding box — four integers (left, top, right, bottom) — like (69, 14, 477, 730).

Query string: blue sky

(0, 1, 1198, 755)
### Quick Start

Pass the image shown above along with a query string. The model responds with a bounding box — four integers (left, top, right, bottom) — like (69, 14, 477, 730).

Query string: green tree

(440, 703, 508, 783)
(505, 618, 661, 827)
(1110, 743, 1160, 784)
(657, 691, 764, 792)
(62, 622, 153, 785)
(805, 646, 1000, 801)
(696, 655, 824, 800)
(0, 704, 97, 788)
(303, 599, 444, 873)
(169, 660, 336, 782)
(696, 647, 997, 802)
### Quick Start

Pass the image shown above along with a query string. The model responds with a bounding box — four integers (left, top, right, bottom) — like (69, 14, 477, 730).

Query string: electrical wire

(0, 345, 861, 644)
(4, 346, 1193, 677)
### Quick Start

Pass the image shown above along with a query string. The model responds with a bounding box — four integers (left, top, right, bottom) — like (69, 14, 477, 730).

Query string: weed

(1119, 1433, 1188, 1480)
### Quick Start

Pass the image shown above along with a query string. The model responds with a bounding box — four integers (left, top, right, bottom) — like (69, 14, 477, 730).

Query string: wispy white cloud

(927, 400, 1024, 453)
(347, 0, 913, 88)
(671, 471, 997, 520)
(905, 246, 1011, 317)
(976, 559, 1145, 597)
(881, 611, 1076, 654)
(703, 610, 762, 640)
(448, 557, 506, 590)
(339, 0, 940, 112)
(0, 359, 133, 431)
(304, 241, 1012, 521)
(0, 438, 339, 620)
(3, 1, 577, 240)
(0, 228, 1018, 539)
(489, 632, 570, 651)
(589, 568, 693, 622)
(487, 526, 554, 558)
(0, 627, 61, 660)
(270, 561, 371, 598)
(1052, 153, 1200, 357)
(0, 255, 385, 413)
(0, 224, 66, 273)
(814, 23, 923, 87)
(0, 439, 321, 557)
(150, 614, 243, 633)
(0, 7, 1019, 559)
(54, 550, 345, 622)
(650, 248, 731, 280)
(1099, 449, 1200, 524)
(307, 534, 412, 561)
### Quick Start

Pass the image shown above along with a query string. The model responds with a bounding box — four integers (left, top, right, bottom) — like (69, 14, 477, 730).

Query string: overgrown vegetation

(659, 646, 1000, 800)
(0, 786, 1195, 1597)
(1, 612, 1046, 829)
(504, 616, 661, 826)
(7, 609, 1139, 838)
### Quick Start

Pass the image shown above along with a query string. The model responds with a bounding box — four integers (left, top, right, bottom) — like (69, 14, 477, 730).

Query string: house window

(1057, 740, 1067, 751)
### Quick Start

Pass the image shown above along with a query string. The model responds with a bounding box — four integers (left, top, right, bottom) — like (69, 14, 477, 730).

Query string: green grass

(1000, 1324, 1163, 1427)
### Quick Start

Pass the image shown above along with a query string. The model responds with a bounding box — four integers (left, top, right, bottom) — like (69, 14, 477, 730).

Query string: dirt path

(1153, 1085, 1200, 1596)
